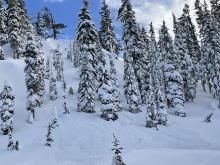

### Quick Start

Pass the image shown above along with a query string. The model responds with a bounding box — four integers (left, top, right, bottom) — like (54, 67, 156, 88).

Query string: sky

(25, 0, 199, 39)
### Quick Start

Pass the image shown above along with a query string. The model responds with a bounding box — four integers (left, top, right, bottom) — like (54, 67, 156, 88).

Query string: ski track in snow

(0, 39, 220, 165)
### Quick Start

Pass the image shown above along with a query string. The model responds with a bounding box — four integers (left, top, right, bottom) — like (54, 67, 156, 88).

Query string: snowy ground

(0, 39, 220, 165)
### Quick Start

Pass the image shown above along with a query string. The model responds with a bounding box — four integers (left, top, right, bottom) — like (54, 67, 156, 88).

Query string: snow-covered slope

(0, 39, 220, 165)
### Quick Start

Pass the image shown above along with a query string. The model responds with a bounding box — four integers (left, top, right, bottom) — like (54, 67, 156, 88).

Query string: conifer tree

(53, 49, 63, 81)
(37, 37, 45, 106)
(99, 70, 118, 121)
(49, 72, 58, 101)
(99, 0, 120, 54)
(109, 55, 122, 112)
(24, 31, 45, 123)
(159, 21, 186, 117)
(45, 56, 51, 79)
(61, 69, 69, 114)
(182, 4, 201, 66)
(146, 76, 158, 128)
(149, 24, 168, 125)
(0, 45, 5, 60)
(45, 123, 53, 147)
(76, 0, 98, 113)
(63, 92, 69, 114)
(173, 9, 197, 102)
(69, 87, 74, 95)
(138, 26, 151, 104)
(124, 56, 141, 113)
(7, 0, 22, 58)
(0, 0, 7, 46)
(178, 4, 199, 85)
(112, 134, 126, 165)
(118, 0, 142, 110)
(0, 81, 15, 135)
(195, 1, 211, 92)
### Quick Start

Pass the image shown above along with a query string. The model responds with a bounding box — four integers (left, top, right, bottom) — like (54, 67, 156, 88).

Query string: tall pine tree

(159, 21, 186, 117)
(174, 8, 197, 103)
(118, 0, 142, 111)
(76, 0, 97, 113)
(24, 31, 45, 123)
(99, 0, 120, 55)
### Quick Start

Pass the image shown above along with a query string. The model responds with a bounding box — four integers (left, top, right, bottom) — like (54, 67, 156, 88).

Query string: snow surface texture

(0, 39, 220, 165)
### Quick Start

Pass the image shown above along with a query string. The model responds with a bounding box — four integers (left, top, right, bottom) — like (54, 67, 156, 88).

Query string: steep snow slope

(0, 39, 220, 165)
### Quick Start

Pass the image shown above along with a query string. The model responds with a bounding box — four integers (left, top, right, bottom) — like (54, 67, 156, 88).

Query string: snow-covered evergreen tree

(174, 10, 197, 103)
(61, 69, 69, 114)
(63, 92, 69, 114)
(7, 0, 22, 59)
(99, 0, 120, 55)
(45, 123, 53, 147)
(180, 4, 200, 69)
(149, 24, 168, 125)
(112, 134, 126, 165)
(138, 26, 151, 104)
(109, 55, 122, 112)
(0, 81, 15, 135)
(99, 70, 118, 121)
(24, 31, 45, 122)
(146, 76, 158, 128)
(0, 0, 7, 46)
(45, 56, 51, 79)
(76, 0, 98, 113)
(118, 0, 142, 111)
(53, 48, 63, 81)
(178, 4, 198, 88)
(159, 21, 186, 117)
(49, 72, 58, 101)
(36, 36, 45, 106)
(124, 56, 141, 113)
(68, 87, 74, 95)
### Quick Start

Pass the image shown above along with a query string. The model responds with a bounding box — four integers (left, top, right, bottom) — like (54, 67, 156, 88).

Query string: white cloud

(106, 0, 198, 38)
(44, 0, 64, 3)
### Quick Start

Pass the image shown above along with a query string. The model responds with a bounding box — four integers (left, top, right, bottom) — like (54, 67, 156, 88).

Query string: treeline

(70, 0, 220, 128)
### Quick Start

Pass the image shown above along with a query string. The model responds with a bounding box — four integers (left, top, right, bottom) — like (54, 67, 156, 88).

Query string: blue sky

(25, 0, 196, 39)
(26, 0, 107, 39)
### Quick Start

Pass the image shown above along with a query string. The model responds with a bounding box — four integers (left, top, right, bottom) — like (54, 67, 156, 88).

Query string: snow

(0, 39, 220, 165)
